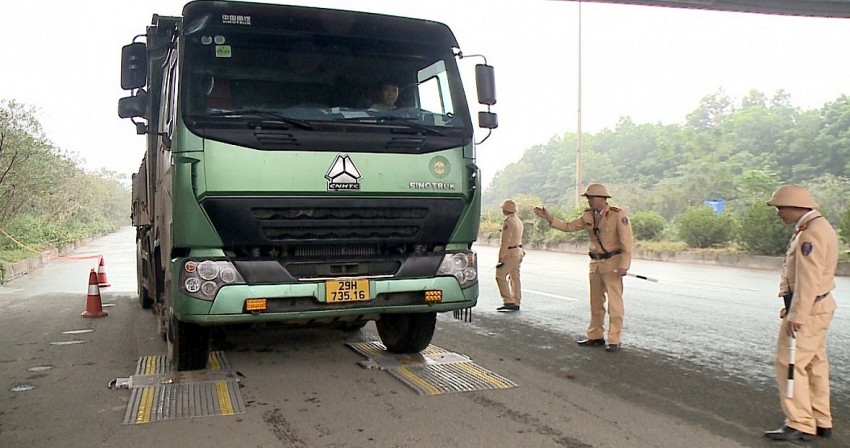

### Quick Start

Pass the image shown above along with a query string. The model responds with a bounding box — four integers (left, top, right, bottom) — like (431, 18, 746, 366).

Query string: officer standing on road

(533, 184, 633, 352)
(763, 184, 837, 442)
(496, 199, 524, 312)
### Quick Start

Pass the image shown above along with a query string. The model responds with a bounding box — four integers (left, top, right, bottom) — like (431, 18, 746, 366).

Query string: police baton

(614, 270, 658, 282)
(786, 333, 797, 398)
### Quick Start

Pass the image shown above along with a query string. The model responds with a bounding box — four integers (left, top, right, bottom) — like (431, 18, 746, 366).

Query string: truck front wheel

(167, 314, 210, 371)
(376, 312, 436, 354)
(138, 286, 154, 309)
(136, 242, 153, 309)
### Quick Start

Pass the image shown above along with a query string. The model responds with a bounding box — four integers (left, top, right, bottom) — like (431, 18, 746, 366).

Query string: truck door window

(418, 60, 454, 117)
(162, 52, 179, 138)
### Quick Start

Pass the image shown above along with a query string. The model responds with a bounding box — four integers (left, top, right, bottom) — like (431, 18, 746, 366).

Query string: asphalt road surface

(0, 228, 846, 447)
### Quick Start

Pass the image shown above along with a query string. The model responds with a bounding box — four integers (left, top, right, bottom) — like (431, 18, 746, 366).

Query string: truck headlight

(181, 259, 245, 300)
(437, 251, 477, 288)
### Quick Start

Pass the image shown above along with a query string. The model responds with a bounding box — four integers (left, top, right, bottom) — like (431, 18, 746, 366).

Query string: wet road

(2, 230, 847, 447)
(3, 228, 771, 447)
(474, 244, 850, 399)
(5, 234, 847, 398)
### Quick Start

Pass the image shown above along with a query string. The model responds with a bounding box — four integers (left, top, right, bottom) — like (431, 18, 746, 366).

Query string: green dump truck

(121, 0, 497, 370)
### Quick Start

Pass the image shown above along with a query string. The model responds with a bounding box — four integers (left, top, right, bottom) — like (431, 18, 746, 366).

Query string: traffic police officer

(533, 184, 633, 352)
(496, 199, 524, 312)
(764, 184, 837, 441)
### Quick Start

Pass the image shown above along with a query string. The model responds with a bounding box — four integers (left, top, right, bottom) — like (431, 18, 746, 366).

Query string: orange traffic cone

(97, 256, 111, 288)
(82, 268, 108, 318)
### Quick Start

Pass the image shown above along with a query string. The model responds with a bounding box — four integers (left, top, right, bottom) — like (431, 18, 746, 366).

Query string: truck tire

(376, 312, 436, 354)
(136, 242, 153, 309)
(138, 286, 154, 309)
(167, 314, 210, 371)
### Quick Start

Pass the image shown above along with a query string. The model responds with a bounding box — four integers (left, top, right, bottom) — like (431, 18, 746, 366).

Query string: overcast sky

(2, 1, 848, 187)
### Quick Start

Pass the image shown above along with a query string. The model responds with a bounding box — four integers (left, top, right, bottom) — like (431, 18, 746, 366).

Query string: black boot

(763, 426, 814, 441)
(576, 338, 605, 347)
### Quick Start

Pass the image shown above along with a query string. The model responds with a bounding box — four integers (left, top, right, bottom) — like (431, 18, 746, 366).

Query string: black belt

(588, 248, 623, 260)
(508, 245, 522, 249)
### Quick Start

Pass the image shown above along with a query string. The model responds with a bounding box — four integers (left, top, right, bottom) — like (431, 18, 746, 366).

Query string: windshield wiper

(342, 116, 447, 136)
(208, 109, 314, 130)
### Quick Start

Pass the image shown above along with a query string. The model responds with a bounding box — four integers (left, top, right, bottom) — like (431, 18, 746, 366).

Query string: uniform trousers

(774, 302, 834, 434)
(587, 258, 624, 344)
(496, 250, 523, 305)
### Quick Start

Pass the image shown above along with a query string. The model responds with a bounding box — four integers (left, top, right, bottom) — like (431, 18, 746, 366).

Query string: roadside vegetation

(482, 89, 850, 258)
(5, 85, 850, 282)
(0, 100, 129, 281)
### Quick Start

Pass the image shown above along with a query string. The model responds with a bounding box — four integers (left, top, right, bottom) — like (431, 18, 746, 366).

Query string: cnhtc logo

(325, 154, 361, 190)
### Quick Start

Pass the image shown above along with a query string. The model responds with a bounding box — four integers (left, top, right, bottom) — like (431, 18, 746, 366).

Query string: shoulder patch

(801, 242, 813, 256)
(621, 216, 629, 225)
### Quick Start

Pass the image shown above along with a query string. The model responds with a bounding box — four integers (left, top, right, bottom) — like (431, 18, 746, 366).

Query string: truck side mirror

(121, 42, 148, 90)
(478, 111, 498, 130)
(118, 89, 148, 119)
(475, 64, 496, 106)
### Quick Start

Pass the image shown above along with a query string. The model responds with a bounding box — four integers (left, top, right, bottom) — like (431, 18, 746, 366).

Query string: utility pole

(575, 0, 583, 206)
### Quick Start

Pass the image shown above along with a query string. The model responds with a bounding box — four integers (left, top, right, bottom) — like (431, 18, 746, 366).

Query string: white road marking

(526, 289, 579, 301)
(677, 281, 760, 292)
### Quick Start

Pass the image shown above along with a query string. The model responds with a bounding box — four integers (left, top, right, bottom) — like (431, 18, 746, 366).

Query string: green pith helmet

(581, 183, 611, 198)
(767, 184, 818, 209)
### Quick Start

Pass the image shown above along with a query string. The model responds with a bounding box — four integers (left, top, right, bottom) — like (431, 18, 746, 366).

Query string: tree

(0, 100, 55, 225)
(816, 95, 850, 178)
(0, 100, 130, 256)
(804, 174, 850, 225)
(780, 109, 822, 182)
(482, 88, 850, 252)
(839, 205, 850, 246)
(735, 202, 792, 255)
(685, 88, 735, 132)
(485, 136, 565, 210)
(735, 169, 780, 205)
(731, 89, 796, 158)
(631, 211, 666, 241)
(676, 206, 734, 248)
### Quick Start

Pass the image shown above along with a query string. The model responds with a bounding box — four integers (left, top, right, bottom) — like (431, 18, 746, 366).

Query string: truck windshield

(181, 24, 471, 134)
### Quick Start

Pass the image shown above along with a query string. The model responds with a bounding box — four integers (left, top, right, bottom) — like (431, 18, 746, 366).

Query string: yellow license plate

(325, 279, 370, 303)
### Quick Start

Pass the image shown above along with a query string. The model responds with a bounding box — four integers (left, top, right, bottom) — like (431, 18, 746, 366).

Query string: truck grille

(292, 243, 377, 257)
(262, 224, 419, 240)
(202, 197, 465, 248)
(202, 197, 462, 281)
(252, 207, 428, 220)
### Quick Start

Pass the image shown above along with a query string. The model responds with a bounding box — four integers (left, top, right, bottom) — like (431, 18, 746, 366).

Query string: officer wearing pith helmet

(533, 183, 634, 352)
(766, 183, 819, 209)
(496, 199, 524, 312)
(763, 184, 838, 442)
(582, 183, 609, 198)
